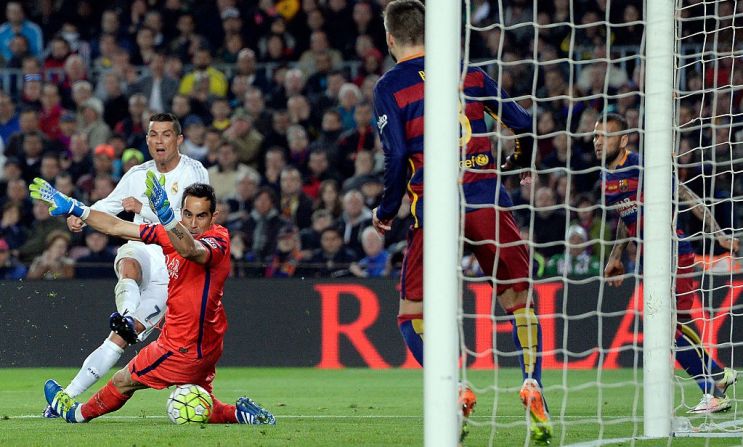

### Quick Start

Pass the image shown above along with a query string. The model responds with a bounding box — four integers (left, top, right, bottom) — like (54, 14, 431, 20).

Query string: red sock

(80, 381, 131, 420)
(208, 396, 237, 424)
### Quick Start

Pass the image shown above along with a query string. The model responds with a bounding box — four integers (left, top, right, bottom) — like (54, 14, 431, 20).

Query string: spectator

(19, 130, 45, 183)
(0, 2, 44, 61)
(178, 47, 228, 98)
(128, 52, 179, 114)
(337, 102, 375, 177)
(1, 177, 31, 224)
(74, 228, 116, 279)
(209, 97, 232, 131)
(208, 141, 252, 201)
(99, 72, 129, 129)
(113, 93, 148, 150)
(223, 109, 264, 169)
(338, 189, 372, 257)
(316, 178, 342, 219)
(287, 94, 320, 138)
(202, 126, 222, 168)
(63, 132, 92, 183)
(242, 87, 273, 136)
(121, 147, 144, 174)
(286, 124, 311, 171)
(262, 145, 287, 193)
(5, 108, 41, 159)
(0, 91, 20, 144)
(0, 202, 28, 249)
(533, 186, 567, 258)
(309, 109, 343, 158)
(573, 194, 610, 257)
(265, 224, 304, 278)
(336, 82, 363, 131)
(304, 148, 339, 200)
(226, 168, 261, 230)
(262, 109, 291, 151)
(349, 226, 391, 278)
(300, 208, 335, 257)
(298, 30, 343, 76)
(18, 200, 67, 264)
(79, 97, 111, 148)
(39, 151, 61, 183)
(239, 187, 285, 263)
(543, 225, 601, 277)
(39, 83, 65, 144)
(19, 73, 42, 109)
(303, 226, 357, 278)
(0, 237, 26, 280)
(181, 115, 208, 162)
(26, 230, 74, 280)
(342, 149, 375, 192)
(279, 166, 314, 229)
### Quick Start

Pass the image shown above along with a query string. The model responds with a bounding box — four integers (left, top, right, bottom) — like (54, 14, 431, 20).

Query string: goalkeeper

(31, 175, 275, 425)
(596, 112, 739, 413)
(371, 0, 552, 443)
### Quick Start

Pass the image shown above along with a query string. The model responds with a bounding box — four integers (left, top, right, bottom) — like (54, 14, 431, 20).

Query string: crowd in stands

(0, 0, 739, 281)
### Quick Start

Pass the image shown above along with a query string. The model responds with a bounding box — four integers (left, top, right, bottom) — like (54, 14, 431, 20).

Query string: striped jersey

(139, 223, 230, 359)
(602, 151, 693, 255)
(373, 54, 532, 227)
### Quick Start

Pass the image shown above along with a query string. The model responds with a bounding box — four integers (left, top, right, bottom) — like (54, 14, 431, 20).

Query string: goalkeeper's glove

(145, 170, 177, 230)
(29, 177, 90, 219)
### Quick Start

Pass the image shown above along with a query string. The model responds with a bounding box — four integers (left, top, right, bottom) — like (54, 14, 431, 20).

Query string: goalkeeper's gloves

(145, 170, 177, 230)
(29, 177, 90, 219)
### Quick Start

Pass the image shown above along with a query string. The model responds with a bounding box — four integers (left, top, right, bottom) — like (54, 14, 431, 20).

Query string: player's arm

(144, 170, 211, 264)
(678, 183, 740, 252)
(372, 79, 408, 233)
(605, 219, 628, 287)
(28, 178, 141, 240)
(480, 69, 534, 171)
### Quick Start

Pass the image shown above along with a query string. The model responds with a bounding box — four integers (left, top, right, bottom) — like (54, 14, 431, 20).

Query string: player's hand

(29, 178, 90, 219)
(372, 208, 392, 236)
(144, 171, 176, 229)
(717, 235, 740, 253)
(67, 216, 85, 232)
(604, 258, 625, 287)
(122, 197, 143, 214)
(501, 155, 533, 186)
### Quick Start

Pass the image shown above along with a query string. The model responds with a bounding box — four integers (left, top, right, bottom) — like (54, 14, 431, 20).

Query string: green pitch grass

(0, 368, 741, 446)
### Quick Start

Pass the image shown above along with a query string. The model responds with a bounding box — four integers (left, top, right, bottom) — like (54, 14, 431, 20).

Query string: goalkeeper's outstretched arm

(678, 183, 740, 252)
(84, 210, 142, 241)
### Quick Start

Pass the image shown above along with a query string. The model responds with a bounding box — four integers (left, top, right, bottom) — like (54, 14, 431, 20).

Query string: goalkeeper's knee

(398, 314, 424, 366)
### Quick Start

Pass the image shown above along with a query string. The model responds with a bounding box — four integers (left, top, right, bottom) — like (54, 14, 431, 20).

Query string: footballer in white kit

(44, 113, 209, 417)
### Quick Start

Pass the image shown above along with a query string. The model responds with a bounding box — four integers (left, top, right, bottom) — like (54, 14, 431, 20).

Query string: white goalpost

(424, 0, 743, 445)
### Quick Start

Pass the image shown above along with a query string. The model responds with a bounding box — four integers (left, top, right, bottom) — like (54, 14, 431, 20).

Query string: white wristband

(163, 219, 179, 231)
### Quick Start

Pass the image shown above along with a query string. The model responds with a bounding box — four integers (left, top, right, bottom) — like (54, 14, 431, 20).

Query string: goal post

(423, 0, 461, 446)
(642, 0, 675, 438)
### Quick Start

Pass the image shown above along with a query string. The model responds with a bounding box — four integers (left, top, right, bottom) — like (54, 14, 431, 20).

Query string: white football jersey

(91, 154, 209, 224)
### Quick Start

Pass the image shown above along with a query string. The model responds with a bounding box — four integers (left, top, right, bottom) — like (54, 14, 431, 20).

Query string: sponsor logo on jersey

(377, 114, 388, 133)
(166, 255, 181, 279)
(460, 153, 490, 168)
(617, 197, 638, 218)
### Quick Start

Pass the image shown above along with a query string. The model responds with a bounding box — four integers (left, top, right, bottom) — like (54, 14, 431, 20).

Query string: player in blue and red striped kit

(597, 112, 739, 414)
(371, 0, 551, 442)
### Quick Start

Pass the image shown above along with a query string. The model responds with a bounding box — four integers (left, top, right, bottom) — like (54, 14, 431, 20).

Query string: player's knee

(111, 368, 134, 392)
(498, 288, 530, 311)
(117, 258, 143, 284)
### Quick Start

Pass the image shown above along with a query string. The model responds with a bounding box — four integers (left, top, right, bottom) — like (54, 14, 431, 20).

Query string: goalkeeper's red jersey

(139, 223, 230, 359)
(373, 54, 533, 228)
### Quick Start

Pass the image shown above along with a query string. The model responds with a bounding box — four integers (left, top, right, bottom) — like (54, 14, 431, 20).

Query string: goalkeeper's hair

(182, 183, 217, 214)
(599, 112, 628, 132)
(149, 112, 182, 136)
(383, 0, 424, 46)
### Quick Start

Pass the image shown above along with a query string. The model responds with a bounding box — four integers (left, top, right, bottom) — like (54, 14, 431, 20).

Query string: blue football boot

(44, 380, 82, 423)
(235, 397, 276, 425)
(42, 404, 60, 418)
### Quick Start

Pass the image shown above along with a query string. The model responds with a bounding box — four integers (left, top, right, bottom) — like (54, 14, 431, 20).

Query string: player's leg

(44, 367, 146, 423)
(467, 207, 551, 443)
(397, 227, 424, 365)
(675, 253, 736, 413)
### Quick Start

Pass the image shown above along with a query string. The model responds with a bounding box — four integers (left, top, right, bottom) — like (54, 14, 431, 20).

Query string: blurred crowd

(0, 0, 740, 281)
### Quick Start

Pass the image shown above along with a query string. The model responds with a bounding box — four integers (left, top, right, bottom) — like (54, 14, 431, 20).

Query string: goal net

(450, 0, 743, 445)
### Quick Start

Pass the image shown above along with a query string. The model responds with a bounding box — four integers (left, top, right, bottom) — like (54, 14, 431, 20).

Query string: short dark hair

(149, 112, 182, 135)
(383, 0, 425, 46)
(182, 183, 217, 214)
(599, 112, 628, 132)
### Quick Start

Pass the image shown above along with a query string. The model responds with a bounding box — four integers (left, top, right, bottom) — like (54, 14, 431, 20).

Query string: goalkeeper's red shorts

(127, 339, 221, 393)
(675, 252, 699, 319)
(400, 207, 529, 301)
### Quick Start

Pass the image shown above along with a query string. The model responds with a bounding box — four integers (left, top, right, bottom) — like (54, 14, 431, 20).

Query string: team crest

(171, 182, 178, 194)
(475, 154, 489, 166)
(618, 179, 628, 192)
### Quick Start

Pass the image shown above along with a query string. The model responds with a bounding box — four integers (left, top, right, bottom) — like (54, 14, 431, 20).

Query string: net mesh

(455, 0, 743, 444)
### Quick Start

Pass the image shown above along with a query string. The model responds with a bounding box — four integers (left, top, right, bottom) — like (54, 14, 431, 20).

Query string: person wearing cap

(80, 97, 111, 148)
(41, 112, 210, 419)
(543, 224, 601, 278)
(20, 73, 42, 109)
(0, 237, 26, 280)
(121, 148, 145, 174)
(264, 224, 303, 278)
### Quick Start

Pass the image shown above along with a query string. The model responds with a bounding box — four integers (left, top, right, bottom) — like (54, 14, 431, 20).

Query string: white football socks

(65, 339, 124, 398)
(114, 278, 141, 315)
